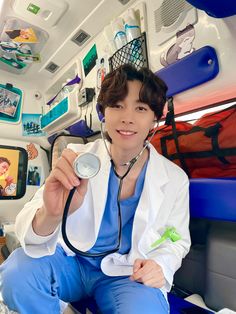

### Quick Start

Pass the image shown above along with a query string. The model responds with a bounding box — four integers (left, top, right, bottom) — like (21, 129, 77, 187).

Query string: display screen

(0, 145, 28, 199)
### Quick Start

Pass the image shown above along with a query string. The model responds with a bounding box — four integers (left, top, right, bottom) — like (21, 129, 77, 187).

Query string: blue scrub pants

(0, 245, 169, 314)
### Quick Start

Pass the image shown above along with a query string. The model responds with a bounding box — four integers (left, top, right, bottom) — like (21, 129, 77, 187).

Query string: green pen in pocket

(150, 227, 181, 249)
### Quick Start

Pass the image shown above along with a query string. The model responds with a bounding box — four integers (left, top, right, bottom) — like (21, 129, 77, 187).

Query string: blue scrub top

(79, 160, 148, 268)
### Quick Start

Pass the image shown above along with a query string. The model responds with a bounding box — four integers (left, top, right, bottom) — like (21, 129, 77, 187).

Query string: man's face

(104, 80, 156, 154)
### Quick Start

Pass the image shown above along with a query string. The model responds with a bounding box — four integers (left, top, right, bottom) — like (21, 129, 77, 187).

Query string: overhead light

(71, 29, 91, 47)
(45, 62, 60, 73)
(118, 0, 131, 5)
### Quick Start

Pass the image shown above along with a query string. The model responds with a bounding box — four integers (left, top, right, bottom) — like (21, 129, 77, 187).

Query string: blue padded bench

(189, 178, 236, 221)
(168, 294, 213, 314)
(70, 293, 214, 313)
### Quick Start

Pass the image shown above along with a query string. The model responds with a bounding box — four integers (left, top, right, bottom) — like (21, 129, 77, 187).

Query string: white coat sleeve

(147, 177, 191, 292)
(15, 185, 60, 258)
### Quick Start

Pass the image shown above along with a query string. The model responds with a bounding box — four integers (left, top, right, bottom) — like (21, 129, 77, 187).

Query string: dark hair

(0, 157, 11, 166)
(97, 64, 167, 120)
(5, 30, 21, 39)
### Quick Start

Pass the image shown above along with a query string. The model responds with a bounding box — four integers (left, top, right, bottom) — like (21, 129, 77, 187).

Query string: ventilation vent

(155, 0, 193, 33)
(45, 62, 60, 73)
(118, 0, 131, 4)
(71, 29, 91, 47)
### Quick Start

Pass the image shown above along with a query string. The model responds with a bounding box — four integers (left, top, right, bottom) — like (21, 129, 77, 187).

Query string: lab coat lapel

(130, 146, 169, 259)
(146, 147, 169, 224)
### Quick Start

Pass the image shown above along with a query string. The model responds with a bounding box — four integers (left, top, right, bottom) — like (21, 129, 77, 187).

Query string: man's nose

(121, 108, 134, 124)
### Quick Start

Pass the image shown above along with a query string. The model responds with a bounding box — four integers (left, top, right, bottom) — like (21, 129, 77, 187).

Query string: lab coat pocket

(140, 228, 162, 255)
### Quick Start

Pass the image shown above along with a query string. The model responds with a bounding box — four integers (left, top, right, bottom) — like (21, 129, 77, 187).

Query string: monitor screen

(0, 145, 28, 199)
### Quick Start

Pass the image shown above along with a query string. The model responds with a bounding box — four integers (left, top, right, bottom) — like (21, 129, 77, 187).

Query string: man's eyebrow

(135, 99, 148, 104)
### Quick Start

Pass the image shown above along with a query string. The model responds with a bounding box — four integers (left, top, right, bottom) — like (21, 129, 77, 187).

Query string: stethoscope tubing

(61, 160, 135, 257)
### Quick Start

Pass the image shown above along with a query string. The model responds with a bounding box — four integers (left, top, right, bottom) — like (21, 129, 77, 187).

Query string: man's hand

(32, 148, 88, 236)
(130, 259, 166, 288)
(5, 175, 14, 186)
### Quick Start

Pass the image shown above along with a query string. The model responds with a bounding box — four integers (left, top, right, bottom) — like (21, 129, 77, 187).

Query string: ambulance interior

(0, 0, 235, 313)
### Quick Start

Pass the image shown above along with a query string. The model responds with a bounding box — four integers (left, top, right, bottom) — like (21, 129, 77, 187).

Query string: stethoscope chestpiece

(73, 153, 101, 179)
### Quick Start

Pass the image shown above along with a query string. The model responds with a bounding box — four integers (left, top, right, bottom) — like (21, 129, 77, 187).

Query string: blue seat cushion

(70, 293, 214, 314)
(168, 294, 214, 314)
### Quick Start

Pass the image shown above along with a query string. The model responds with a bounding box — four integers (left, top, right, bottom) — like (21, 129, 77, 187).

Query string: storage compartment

(109, 32, 148, 71)
(41, 61, 82, 135)
(0, 17, 48, 74)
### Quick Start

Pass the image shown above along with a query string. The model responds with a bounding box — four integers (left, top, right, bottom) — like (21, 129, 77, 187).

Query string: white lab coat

(15, 139, 190, 294)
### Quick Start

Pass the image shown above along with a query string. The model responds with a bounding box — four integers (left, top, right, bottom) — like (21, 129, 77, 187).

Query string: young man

(0, 64, 190, 313)
(0, 157, 14, 197)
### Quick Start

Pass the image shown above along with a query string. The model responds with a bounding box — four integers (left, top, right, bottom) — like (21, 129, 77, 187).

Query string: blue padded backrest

(186, 0, 236, 18)
(155, 46, 219, 97)
(189, 178, 236, 221)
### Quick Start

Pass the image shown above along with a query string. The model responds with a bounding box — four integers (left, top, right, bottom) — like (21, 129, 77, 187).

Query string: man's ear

(96, 103, 104, 122)
(150, 120, 158, 131)
(153, 120, 159, 129)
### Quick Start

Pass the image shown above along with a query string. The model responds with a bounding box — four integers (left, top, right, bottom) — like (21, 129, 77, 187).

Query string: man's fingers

(131, 260, 154, 281)
(55, 151, 81, 188)
(76, 178, 88, 197)
(143, 274, 166, 288)
(47, 168, 73, 190)
(130, 259, 143, 281)
(61, 148, 78, 166)
(136, 271, 154, 283)
(133, 259, 143, 273)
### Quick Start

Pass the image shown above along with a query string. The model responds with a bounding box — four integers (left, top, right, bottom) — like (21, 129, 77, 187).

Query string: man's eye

(137, 106, 147, 111)
(113, 104, 122, 109)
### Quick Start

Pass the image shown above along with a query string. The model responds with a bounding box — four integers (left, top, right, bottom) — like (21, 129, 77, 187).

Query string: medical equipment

(73, 153, 100, 179)
(150, 227, 181, 249)
(78, 87, 95, 107)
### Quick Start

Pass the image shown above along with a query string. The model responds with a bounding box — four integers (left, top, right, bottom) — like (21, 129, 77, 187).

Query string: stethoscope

(61, 120, 158, 257)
